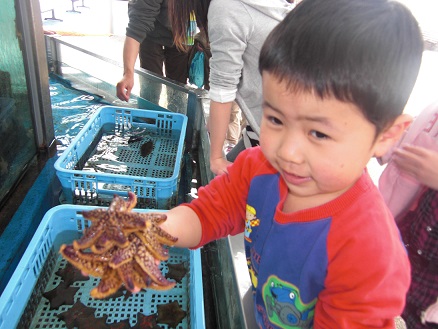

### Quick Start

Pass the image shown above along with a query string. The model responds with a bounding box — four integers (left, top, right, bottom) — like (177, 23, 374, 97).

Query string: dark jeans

(138, 38, 189, 105)
(139, 38, 189, 82)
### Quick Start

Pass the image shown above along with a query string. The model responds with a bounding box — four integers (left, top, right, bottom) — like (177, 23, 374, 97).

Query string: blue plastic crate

(54, 106, 188, 209)
(0, 205, 205, 329)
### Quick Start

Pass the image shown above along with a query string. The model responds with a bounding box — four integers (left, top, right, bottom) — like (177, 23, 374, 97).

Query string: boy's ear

(373, 114, 413, 158)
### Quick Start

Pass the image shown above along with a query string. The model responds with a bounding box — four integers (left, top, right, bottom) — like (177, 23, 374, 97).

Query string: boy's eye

(310, 130, 329, 139)
(267, 116, 282, 125)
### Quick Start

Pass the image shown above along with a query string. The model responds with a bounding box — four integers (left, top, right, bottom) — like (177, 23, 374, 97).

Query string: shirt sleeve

(207, 0, 253, 103)
(126, 0, 163, 43)
(315, 191, 411, 328)
(186, 147, 268, 248)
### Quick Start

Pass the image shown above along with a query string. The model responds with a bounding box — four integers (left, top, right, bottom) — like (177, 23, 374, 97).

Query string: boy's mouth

(282, 171, 311, 185)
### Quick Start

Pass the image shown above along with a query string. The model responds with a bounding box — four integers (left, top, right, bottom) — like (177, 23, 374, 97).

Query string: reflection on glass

(0, 0, 37, 206)
(51, 41, 190, 117)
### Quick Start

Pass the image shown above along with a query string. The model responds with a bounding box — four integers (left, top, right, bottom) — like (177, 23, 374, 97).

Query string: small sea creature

(107, 318, 132, 329)
(156, 301, 187, 328)
(43, 284, 80, 309)
(165, 262, 188, 283)
(57, 301, 108, 329)
(140, 140, 154, 157)
(132, 313, 160, 329)
(55, 262, 89, 287)
(128, 135, 143, 144)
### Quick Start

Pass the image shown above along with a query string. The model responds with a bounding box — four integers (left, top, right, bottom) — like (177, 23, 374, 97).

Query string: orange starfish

(59, 192, 177, 299)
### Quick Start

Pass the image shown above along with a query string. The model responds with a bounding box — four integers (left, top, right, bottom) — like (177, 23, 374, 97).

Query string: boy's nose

(277, 135, 305, 164)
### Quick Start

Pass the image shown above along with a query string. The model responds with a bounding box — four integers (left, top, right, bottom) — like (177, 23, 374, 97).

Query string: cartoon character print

(245, 204, 260, 243)
(263, 276, 316, 329)
(247, 259, 258, 288)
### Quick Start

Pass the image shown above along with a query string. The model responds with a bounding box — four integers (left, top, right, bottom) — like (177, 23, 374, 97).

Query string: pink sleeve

(379, 100, 438, 219)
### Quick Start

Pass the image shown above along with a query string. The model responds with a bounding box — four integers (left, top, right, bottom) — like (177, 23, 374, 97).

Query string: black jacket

(126, 0, 174, 47)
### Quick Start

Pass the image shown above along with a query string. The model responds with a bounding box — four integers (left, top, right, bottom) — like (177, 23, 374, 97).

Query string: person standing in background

(186, 29, 245, 155)
(379, 100, 438, 329)
(116, 0, 189, 104)
(169, 0, 294, 175)
(223, 101, 245, 154)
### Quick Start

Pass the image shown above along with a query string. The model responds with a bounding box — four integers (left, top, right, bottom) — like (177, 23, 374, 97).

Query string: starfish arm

(116, 262, 140, 293)
(90, 232, 116, 254)
(151, 224, 178, 245)
(109, 236, 137, 268)
(90, 268, 123, 299)
(73, 213, 108, 250)
(73, 248, 113, 263)
(134, 244, 175, 289)
(129, 264, 150, 290)
(103, 224, 129, 248)
(109, 194, 128, 212)
(59, 244, 108, 277)
(114, 211, 149, 232)
(80, 209, 108, 221)
(137, 212, 168, 225)
(134, 231, 170, 261)
(125, 191, 138, 211)
(108, 192, 137, 213)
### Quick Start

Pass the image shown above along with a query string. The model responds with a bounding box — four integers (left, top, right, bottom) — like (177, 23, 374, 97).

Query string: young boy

(161, 0, 424, 327)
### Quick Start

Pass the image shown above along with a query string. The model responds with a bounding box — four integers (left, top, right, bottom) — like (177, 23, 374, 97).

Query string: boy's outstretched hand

(392, 144, 438, 190)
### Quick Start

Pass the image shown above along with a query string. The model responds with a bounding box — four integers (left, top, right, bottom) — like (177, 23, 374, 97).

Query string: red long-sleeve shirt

(188, 147, 410, 328)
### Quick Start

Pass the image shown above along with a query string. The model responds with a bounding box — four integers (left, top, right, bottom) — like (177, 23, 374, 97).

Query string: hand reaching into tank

(116, 36, 140, 102)
(116, 73, 134, 102)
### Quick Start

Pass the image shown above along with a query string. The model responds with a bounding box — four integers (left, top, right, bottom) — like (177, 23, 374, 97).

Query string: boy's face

(260, 72, 383, 210)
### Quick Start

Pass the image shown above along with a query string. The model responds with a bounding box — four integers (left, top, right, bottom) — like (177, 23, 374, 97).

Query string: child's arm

(159, 147, 261, 249)
(315, 189, 411, 328)
(159, 206, 203, 249)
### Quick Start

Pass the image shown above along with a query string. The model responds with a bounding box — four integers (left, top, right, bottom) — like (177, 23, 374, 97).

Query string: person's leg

(224, 101, 242, 153)
(138, 39, 165, 105)
(163, 44, 189, 83)
(139, 39, 165, 75)
(163, 44, 190, 112)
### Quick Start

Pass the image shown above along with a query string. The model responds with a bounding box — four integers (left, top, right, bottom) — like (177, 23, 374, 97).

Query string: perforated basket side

(0, 206, 68, 329)
(54, 106, 188, 209)
(0, 205, 204, 328)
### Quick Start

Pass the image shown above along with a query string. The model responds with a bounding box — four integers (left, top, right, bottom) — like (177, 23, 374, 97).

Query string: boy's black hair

(259, 0, 423, 134)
